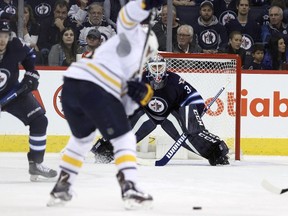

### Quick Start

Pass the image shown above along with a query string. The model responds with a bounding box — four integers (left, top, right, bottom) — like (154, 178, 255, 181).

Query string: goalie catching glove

(142, 0, 164, 10)
(20, 71, 40, 94)
(127, 80, 154, 106)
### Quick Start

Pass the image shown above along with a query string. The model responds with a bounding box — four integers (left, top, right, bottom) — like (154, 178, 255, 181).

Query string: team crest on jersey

(0, 68, 10, 91)
(35, 3, 51, 17)
(241, 34, 253, 50)
(200, 29, 218, 47)
(219, 10, 237, 25)
(148, 97, 168, 114)
(4, 6, 16, 14)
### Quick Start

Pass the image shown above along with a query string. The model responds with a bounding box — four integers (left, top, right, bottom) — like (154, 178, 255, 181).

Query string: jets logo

(35, 3, 52, 17)
(0, 68, 10, 91)
(219, 10, 237, 25)
(241, 34, 253, 50)
(147, 97, 168, 114)
(200, 29, 218, 47)
(53, 85, 65, 119)
(4, 6, 16, 14)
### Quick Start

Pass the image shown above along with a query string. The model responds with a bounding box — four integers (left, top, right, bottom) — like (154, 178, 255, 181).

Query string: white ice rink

(0, 153, 288, 216)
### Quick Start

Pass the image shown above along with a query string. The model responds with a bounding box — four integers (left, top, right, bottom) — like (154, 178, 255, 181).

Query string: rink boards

(1, 69, 288, 155)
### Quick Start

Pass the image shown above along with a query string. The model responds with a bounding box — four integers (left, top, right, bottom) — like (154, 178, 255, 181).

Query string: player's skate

(28, 161, 57, 181)
(47, 171, 72, 207)
(116, 171, 153, 210)
(91, 138, 114, 163)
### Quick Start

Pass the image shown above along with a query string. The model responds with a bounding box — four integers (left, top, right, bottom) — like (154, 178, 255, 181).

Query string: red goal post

(159, 52, 241, 160)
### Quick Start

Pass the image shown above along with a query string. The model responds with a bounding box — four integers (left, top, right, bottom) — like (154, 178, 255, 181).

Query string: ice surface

(1, 153, 288, 216)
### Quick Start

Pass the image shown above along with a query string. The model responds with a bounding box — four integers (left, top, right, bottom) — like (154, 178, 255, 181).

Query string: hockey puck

(193, 206, 202, 210)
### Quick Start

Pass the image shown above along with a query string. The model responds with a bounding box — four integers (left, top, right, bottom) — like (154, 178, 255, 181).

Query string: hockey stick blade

(261, 179, 288, 194)
(155, 133, 188, 166)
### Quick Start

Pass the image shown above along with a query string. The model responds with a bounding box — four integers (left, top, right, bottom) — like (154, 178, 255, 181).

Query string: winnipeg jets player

(92, 54, 230, 166)
(48, 0, 163, 209)
(0, 19, 57, 181)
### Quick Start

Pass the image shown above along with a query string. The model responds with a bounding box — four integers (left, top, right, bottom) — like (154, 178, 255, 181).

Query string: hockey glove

(127, 81, 154, 106)
(142, 0, 164, 10)
(20, 71, 40, 93)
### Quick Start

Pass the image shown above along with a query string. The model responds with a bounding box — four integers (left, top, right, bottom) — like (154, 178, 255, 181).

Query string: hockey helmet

(0, 20, 10, 33)
(146, 54, 168, 90)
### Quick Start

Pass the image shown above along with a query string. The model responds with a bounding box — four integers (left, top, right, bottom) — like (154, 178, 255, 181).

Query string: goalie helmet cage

(153, 52, 241, 161)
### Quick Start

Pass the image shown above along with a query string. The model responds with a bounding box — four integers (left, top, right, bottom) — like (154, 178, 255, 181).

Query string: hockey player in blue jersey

(47, 0, 163, 209)
(0, 19, 57, 181)
(92, 54, 230, 166)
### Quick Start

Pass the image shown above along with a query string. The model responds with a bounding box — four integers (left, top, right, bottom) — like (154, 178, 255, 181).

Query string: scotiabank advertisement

(0, 69, 288, 155)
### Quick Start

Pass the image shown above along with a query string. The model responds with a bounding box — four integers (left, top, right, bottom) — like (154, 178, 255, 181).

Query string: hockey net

(136, 52, 241, 162)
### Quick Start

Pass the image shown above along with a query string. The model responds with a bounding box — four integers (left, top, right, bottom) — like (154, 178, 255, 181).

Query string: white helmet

(146, 54, 168, 90)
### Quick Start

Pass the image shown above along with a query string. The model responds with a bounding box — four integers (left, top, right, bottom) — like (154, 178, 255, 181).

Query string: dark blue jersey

(0, 37, 36, 97)
(142, 71, 204, 120)
(243, 61, 264, 70)
(225, 18, 261, 51)
(192, 16, 228, 50)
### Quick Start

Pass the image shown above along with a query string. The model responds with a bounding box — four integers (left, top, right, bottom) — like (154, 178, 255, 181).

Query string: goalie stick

(154, 81, 231, 166)
(261, 179, 288, 194)
(0, 84, 28, 111)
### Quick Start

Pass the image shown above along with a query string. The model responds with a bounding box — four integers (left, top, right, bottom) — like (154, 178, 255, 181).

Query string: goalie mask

(146, 54, 168, 90)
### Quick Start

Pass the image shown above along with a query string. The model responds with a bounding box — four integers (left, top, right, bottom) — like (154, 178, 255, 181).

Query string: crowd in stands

(1, 0, 288, 70)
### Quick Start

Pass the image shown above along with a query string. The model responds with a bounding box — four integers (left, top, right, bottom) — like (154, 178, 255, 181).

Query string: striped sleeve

(117, 0, 150, 31)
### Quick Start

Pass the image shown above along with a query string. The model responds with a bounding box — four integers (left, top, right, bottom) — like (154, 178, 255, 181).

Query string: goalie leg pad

(188, 130, 229, 165)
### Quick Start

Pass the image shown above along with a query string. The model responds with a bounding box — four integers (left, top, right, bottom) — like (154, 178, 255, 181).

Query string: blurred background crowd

(2, 0, 288, 70)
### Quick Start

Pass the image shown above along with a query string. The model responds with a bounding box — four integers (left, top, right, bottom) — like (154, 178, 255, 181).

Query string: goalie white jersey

(64, 0, 158, 101)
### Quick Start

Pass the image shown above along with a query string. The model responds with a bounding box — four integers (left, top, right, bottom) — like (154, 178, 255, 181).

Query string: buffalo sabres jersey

(0, 37, 36, 97)
(143, 71, 204, 121)
(64, 0, 152, 101)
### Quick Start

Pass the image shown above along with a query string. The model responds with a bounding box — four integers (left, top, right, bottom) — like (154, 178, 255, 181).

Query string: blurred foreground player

(92, 54, 230, 166)
(0, 20, 57, 181)
(47, 0, 162, 209)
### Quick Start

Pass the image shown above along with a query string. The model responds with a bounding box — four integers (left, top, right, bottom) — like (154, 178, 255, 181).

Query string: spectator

(261, 5, 288, 46)
(216, 0, 238, 25)
(173, 0, 196, 6)
(243, 43, 265, 69)
(263, 34, 288, 70)
(68, 0, 102, 28)
(78, 2, 115, 45)
(255, 0, 286, 26)
(25, 0, 57, 25)
(193, 0, 228, 53)
(152, 4, 181, 51)
(225, 0, 262, 54)
(173, 24, 202, 53)
(48, 27, 78, 66)
(37, 0, 74, 65)
(219, 31, 247, 67)
(11, 3, 40, 51)
(103, 0, 128, 30)
(77, 28, 102, 57)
